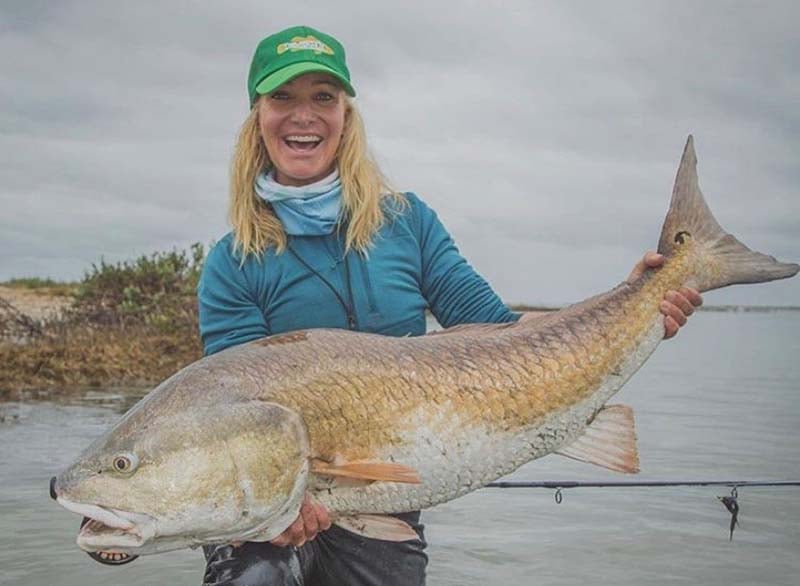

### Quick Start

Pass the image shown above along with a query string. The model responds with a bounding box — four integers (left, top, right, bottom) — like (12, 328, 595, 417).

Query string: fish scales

(53, 137, 799, 557)
(167, 254, 675, 517)
(310, 249, 689, 513)
(303, 298, 656, 512)
(81, 248, 679, 515)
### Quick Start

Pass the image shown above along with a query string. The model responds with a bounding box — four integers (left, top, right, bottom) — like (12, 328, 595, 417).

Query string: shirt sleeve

(410, 194, 521, 328)
(197, 238, 270, 355)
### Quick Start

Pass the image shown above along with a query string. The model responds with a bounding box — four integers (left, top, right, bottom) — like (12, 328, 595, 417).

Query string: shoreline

(1, 285, 797, 398)
(0, 286, 72, 322)
(2, 284, 797, 322)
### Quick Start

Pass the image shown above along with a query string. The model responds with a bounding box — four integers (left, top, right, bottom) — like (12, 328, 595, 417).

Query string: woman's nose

(289, 101, 316, 125)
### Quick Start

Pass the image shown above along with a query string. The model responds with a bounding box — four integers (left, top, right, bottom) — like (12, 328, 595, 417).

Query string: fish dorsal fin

(310, 458, 422, 484)
(556, 404, 640, 473)
(335, 514, 419, 542)
(428, 321, 515, 336)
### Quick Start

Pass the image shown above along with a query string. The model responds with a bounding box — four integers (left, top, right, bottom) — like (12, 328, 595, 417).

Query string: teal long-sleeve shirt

(198, 193, 519, 356)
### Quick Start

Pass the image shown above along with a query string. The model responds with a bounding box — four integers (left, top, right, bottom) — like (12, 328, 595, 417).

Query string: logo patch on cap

(277, 36, 334, 56)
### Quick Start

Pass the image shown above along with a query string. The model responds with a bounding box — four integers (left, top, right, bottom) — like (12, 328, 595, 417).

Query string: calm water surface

(1, 312, 798, 585)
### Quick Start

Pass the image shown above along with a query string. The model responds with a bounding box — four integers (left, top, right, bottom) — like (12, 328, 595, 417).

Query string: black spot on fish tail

(674, 231, 691, 244)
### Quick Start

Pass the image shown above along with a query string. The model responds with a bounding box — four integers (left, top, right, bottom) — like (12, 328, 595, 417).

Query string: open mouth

(283, 134, 323, 153)
(58, 497, 153, 565)
(79, 517, 138, 565)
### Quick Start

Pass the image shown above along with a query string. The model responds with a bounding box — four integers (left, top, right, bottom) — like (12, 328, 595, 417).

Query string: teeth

(285, 135, 321, 143)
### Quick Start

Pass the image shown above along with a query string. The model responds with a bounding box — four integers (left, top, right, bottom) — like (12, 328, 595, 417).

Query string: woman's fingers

(664, 290, 695, 316)
(299, 496, 319, 538)
(661, 298, 688, 326)
(270, 515, 306, 547)
(642, 251, 664, 269)
(661, 286, 704, 339)
(663, 315, 680, 339)
(627, 251, 664, 283)
(626, 250, 704, 340)
(314, 500, 332, 531)
(269, 495, 332, 547)
(680, 286, 703, 308)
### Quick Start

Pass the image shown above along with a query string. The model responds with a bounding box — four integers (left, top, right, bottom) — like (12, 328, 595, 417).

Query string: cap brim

(255, 62, 356, 97)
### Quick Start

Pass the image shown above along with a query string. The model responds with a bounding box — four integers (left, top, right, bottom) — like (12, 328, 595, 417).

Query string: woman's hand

(627, 251, 703, 339)
(269, 494, 332, 547)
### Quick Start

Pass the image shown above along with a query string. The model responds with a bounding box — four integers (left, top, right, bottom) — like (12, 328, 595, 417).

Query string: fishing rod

(485, 479, 800, 540)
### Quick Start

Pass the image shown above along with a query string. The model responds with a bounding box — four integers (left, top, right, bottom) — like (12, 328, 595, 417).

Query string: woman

(198, 25, 701, 586)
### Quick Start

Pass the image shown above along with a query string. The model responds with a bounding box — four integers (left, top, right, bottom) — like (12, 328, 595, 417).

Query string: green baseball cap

(247, 25, 356, 106)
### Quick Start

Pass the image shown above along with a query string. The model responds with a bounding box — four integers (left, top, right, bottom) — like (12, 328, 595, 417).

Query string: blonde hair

(228, 97, 403, 259)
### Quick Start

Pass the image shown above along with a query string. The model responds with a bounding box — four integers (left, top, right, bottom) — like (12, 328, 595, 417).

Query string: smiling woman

(191, 23, 703, 586)
(225, 30, 391, 260)
(258, 74, 346, 186)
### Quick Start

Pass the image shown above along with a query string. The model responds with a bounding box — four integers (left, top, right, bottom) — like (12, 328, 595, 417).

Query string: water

(1, 312, 799, 585)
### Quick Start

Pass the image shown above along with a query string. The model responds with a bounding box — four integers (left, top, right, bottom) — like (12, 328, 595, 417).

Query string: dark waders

(202, 512, 427, 586)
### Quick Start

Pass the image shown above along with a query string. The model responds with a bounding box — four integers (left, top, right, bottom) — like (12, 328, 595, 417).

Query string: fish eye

(112, 453, 139, 474)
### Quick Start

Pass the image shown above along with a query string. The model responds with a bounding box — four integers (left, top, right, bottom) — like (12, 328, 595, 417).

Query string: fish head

(53, 400, 310, 555)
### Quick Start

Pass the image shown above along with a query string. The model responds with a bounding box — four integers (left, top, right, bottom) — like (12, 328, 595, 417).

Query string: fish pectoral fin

(555, 404, 640, 474)
(310, 458, 422, 484)
(334, 514, 419, 542)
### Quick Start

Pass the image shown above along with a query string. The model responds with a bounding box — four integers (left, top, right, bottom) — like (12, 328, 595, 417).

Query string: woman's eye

(315, 92, 334, 102)
(270, 91, 289, 100)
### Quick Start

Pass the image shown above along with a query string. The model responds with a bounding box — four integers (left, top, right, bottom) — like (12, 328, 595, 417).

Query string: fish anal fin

(335, 514, 419, 542)
(310, 458, 422, 484)
(556, 404, 640, 474)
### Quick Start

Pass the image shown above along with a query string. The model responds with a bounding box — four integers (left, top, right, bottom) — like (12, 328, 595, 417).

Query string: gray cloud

(1, 0, 797, 306)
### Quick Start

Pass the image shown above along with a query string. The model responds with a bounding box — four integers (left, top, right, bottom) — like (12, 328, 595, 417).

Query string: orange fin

(335, 514, 419, 542)
(310, 459, 422, 484)
(317, 476, 375, 488)
(556, 404, 640, 473)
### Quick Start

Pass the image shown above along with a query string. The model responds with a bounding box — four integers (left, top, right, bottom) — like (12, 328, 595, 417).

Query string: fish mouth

(58, 497, 155, 553)
(80, 518, 139, 565)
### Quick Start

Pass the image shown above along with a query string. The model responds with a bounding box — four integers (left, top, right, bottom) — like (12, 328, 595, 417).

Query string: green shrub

(0, 244, 208, 394)
(71, 243, 205, 331)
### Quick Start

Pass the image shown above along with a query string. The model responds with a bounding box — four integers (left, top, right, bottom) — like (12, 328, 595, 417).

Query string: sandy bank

(0, 286, 72, 322)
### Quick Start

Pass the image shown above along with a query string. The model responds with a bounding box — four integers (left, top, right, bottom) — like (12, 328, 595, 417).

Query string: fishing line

(485, 480, 800, 540)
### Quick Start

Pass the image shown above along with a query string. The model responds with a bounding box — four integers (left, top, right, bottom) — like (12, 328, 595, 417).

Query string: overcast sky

(1, 0, 797, 306)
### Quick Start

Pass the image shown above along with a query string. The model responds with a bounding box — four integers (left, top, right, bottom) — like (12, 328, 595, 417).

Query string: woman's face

(258, 73, 347, 186)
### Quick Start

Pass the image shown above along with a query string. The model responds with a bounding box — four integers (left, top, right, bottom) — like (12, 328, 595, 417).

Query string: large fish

(51, 137, 797, 561)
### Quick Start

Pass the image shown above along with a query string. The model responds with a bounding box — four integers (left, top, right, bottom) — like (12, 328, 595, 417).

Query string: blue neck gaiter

(254, 168, 342, 236)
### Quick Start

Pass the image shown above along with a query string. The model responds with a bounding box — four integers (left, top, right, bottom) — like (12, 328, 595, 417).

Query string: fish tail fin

(657, 135, 798, 293)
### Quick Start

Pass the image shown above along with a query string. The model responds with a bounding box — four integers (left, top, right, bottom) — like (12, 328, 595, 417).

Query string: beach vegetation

(0, 245, 206, 396)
